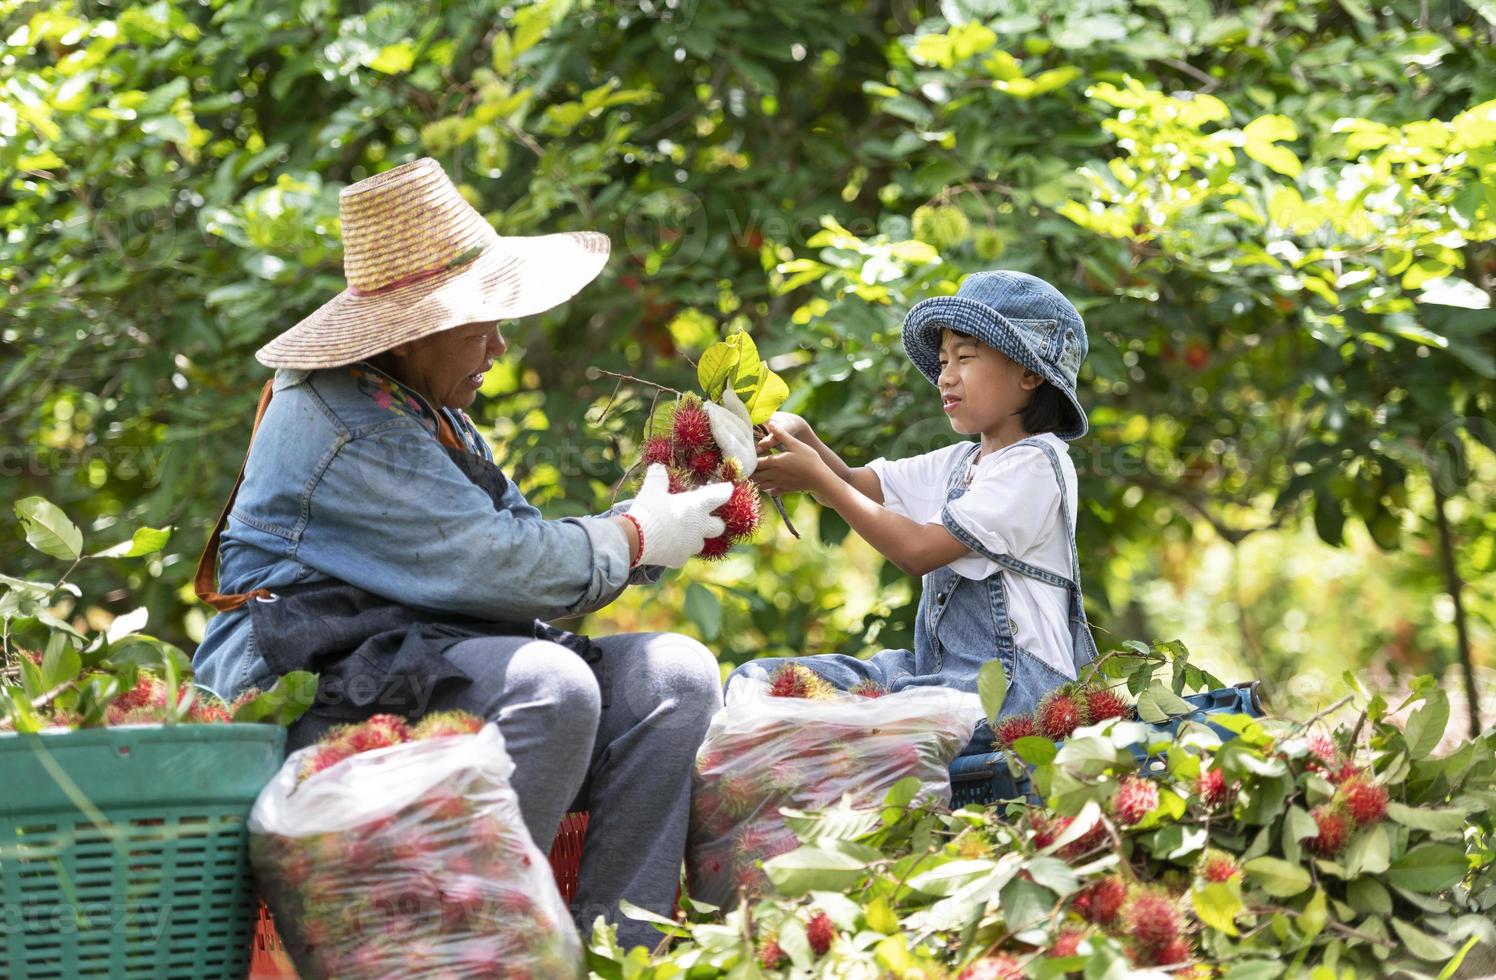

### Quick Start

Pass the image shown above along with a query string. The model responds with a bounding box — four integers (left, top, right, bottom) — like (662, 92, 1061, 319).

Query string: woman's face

(383, 321, 507, 409)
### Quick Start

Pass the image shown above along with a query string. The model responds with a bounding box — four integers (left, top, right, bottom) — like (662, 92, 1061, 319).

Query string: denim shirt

(191, 363, 637, 701)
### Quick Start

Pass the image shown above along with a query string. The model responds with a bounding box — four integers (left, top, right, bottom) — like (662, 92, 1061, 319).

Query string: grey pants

(290, 630, 721, 950)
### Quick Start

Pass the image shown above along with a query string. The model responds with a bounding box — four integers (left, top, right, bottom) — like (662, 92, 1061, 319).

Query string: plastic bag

(248, 723, 582, 979)
(687, 679, 980, 907)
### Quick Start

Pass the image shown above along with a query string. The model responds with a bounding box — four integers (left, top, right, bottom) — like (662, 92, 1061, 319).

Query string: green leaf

(40, 633, 81, 693)
(1344, 823, 1390, 877)
(1386, 843, 1469, 892)
(978, 659, 1008, 725)
(1243, 856, 1312, 897)
(1011, 735, 1057, 765)
(740, 367, 789, 425)
(1405, 691, 1450, 759)
(1299, 887, 1328, 940)
(1192, 881, 1243, 936)
(696, 342, 740, 399)
(1385, 802, 1469, 833)
(91, 526, 171, 559)
(14, 497, 82, 560)
(864, 895, 899, 934)
(1392, 918, 1457, 962)
(229, 671, 318, 726)
(763, 841, 879, 896)
(683, 583, 722, 641)
(907, 859, 1003, 897)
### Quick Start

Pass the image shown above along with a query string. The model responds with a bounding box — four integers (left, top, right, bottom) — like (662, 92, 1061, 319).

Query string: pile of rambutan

(0, 655, 257, 731)
(992, 682, 1135, 750)
(103, 670, 257, 726)
(640, 393, 763, 560)
(251, 711, 580, 978)
(688, 679, 972, 907)
(1294, 729, 1389, 858)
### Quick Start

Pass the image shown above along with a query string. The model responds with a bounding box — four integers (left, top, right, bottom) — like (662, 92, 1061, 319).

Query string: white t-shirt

(866, 434, 1079, 679)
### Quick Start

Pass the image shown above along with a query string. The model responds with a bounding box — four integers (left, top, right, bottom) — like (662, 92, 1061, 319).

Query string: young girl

(740, 270, 1101, 723)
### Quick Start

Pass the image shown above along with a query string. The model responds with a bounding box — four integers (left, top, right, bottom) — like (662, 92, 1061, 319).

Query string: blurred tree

(2, 0, 1492, 720)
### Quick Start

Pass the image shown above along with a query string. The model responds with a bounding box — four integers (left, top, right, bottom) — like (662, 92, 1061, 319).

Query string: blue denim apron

(728, 438, 1100, 736)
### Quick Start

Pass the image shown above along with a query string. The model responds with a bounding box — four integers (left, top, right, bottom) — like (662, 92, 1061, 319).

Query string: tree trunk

(1430, 473, 1480, 738)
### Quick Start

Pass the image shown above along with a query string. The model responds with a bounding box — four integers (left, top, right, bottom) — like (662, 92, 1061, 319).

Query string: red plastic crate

(246, 811, 592, 979)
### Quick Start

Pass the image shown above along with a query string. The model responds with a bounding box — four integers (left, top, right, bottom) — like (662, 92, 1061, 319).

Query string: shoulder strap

(194, 380, 277, 612)
(194, 376, 467, 613)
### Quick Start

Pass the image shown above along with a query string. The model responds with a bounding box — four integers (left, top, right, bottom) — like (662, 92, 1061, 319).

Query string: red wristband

(622, 513, 644, 568)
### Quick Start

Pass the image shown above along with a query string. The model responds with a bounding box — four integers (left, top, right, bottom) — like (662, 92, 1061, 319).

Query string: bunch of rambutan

(992, 682, 1135, 750)
(687, 684, 975, 908)
(251, 711, 581, 978)
(103, 670, 257, 726)
(640, 393, 763, 560)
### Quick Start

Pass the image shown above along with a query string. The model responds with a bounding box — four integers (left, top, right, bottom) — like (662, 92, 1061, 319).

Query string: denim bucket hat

(902, 270, 1089, 441)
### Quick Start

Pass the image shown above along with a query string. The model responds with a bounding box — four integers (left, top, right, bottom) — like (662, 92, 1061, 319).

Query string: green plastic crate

(0, 724, 286, 980)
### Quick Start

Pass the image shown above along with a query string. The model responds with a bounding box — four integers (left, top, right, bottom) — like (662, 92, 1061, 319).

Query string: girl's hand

(756, 411, 815, 455)
(754, 422, 834, 496)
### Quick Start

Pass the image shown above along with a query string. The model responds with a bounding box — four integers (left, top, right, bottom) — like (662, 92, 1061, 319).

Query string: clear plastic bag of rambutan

(685, 672, 980, 907)
(247, 712, 582, 979)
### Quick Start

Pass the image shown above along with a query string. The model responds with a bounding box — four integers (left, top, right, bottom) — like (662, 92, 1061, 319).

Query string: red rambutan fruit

(1308, 805, 1350, 857)
(671, 399, 714, 455)
(957, 954, 1024, 980)
(1084, 685, 1133, 723)
(698, 534, 733, 560)
(1307, 730, 1338, 767)
(1050, 928, 1087, 958)
(687, 449, 723, 479)
(1113, 775, 1160, 825)
(1337, 777, 1389, 827)
(410, 710, 481, 740)
(994, 713, 1038, 750)
(767, 664, 833, 700)
(1196, 767, 1232, 809)
(1329, 760, 1361, 785)
(1028, 812, 1068, 850)
(1072, 875, 1127, 926)
(1121, 887, 1182, 951)
(718, 480, 761, 540)
(1036, 686, 1091, 741)
(1199, 849, 1241, 883)
(849, 680, 886, 699)
(1145, 935, 1192, 966)
(666, 466, 694, 494)
(643, 436, 675, 467)
(805, 910, 835, 956)
(760, 937, 785, 969)
(298, 742, 354, 783)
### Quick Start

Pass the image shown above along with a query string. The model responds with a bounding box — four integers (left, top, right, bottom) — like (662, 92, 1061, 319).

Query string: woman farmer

(191, 157, 744, 947)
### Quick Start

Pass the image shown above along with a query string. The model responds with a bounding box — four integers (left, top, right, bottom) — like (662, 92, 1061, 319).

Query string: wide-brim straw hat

(255, 157, 610, 369)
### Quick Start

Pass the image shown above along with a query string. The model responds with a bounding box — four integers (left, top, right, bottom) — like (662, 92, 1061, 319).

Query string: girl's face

(935, 328, 1045, 436)
(382, 320, 507, 409)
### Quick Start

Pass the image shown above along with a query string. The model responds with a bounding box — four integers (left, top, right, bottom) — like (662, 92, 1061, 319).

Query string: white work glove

(627, 464, 733, 568)
(703, 385, 758, 478)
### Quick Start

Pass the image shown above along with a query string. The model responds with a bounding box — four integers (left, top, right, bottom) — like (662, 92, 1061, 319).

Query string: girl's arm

(757, 423, 969, 577)
(755, 413, 884, 503)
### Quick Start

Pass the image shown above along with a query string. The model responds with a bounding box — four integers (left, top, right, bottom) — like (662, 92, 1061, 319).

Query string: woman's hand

(753, 422, 835, 496)
(626, 464, 733, 568)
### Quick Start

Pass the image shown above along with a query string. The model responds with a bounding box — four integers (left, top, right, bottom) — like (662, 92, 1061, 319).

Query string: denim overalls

(728, 437, 1101, 739)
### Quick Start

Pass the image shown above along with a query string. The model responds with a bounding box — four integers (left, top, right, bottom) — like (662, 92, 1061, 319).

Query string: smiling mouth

(942, 396, 962, 410)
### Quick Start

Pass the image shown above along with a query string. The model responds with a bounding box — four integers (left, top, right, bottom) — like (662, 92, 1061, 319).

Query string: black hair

(1016, 380, 1072, 437)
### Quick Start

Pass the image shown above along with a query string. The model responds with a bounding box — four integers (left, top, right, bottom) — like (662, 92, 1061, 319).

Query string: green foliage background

(3, 0, 1494, 710)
